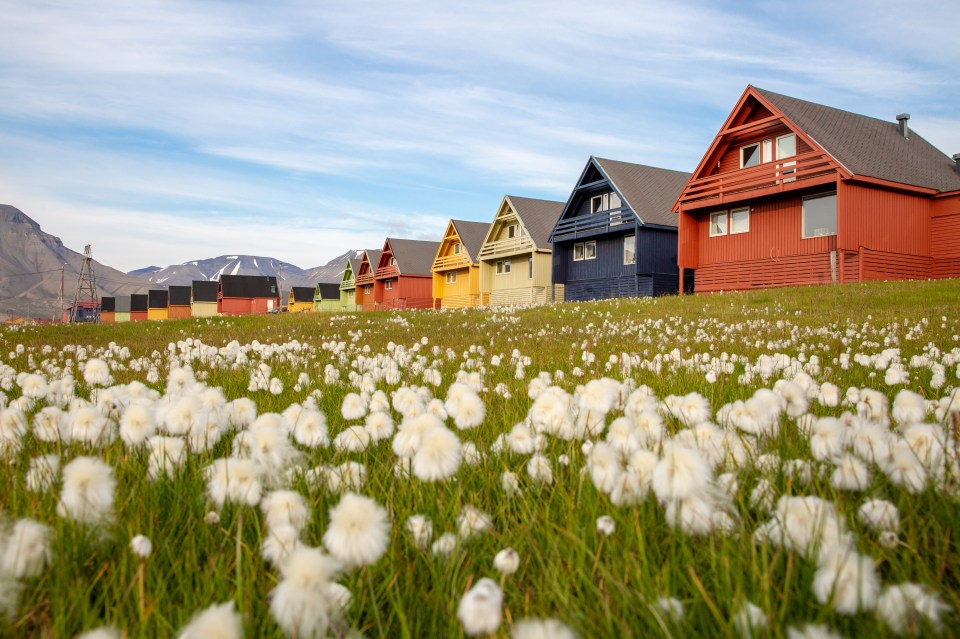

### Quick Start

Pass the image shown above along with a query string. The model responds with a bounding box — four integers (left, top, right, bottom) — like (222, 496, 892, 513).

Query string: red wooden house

(217, 275, 280, 315)
(354, 249, 382, 312)
(675, 86, 960, 293)
(375, 238, 441, 310)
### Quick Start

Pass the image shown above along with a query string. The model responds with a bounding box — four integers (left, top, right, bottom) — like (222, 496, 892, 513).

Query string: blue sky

(1, 0, 958, 271)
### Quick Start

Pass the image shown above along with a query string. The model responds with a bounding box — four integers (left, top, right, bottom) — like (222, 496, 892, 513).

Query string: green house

(313, 282, 341, 312)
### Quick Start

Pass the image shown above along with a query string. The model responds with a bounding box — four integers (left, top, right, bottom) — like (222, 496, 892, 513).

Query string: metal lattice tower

(70, 244, 99, 323)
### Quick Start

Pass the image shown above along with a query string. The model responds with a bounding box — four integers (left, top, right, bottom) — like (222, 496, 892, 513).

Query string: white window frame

(801, 192, 838, 239)
(496, 259, 511, 275)
(385, 280, 393, 290)
(761, 139, 773, 163)
(709, 211, 728, 237)
(590, 194, 606, 213)
(364, 285, 372, 295)
(445, 272, 457, 284)
(623, 235, 636, 265)
(741, 143, 761, 168)
(453, 243, 462, 255)
(584, 241, 597, 260)
(776, 133, 797, 160)
(507, 224, 519, 239)
(390, 257, 397, 266)
(730, 207, 750, 234)
(573, 243, 585, 261)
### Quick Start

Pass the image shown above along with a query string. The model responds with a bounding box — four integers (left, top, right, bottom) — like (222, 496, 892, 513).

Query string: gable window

(776, 133, 796, 160)
(507, 224, 519, 239)
(762, 139, 773, 163)
(590, 192, 623, 214)
(385, 280, 393, 290)
(624, 235, 636, 265)
(802, 192, 837, 238)
(730, 208, 750, 234)
(709, 211, 728, 237)
(496, 259, 511, 274)
(390, 257, 397, 266)
(528, 257, 533, 279)
(445, 272, 457, 284)
(453, 243, 462, 255)
(741, 143, 761, 168)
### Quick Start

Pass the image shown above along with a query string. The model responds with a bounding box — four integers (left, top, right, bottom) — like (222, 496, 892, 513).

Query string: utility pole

(70, 245, 99, 323)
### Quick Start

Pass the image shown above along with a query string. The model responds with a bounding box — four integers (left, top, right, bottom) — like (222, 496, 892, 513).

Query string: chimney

(896, 113, 910, 139)
(953, 153, 960, 175)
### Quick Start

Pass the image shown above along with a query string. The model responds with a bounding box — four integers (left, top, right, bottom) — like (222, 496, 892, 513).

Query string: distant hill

(0, 204, 150, 319)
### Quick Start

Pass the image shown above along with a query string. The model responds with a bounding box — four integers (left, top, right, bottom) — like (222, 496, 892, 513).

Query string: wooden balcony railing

(433, 254, 472, 270)
(678, 151, 835, 210)
(478, 236, 534, 259)
(339, 277, 356, 291)
(550, 207, 635, 242)
(375, 265, 400, 279)
(355, 273, 375, 286)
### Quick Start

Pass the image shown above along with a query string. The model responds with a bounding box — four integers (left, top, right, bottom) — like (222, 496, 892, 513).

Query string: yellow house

(146, 290, 168, 321)
(288, 286, 315, 313)
(432, 219, 490, 308)
(478, 195, 565, 307)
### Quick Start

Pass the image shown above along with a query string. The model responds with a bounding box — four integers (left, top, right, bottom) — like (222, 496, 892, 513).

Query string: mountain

(132, 251, 357, 291)
(0, 204, 150, 319)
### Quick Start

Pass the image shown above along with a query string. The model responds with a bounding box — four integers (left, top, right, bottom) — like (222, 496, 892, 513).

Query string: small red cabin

(217, 275, 280, 315)
(375, 238, 440, 310)
(675, 86, 960, 293)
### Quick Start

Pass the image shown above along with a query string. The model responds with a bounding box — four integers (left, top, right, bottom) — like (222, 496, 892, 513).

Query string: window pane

(710, 211, 728, 236)
(574, 243, 584, 260)
(762, 139, 772, 163)
(777, 134, 796, 160)
(585, 242, 596, 259)
(803, 193, 837, 237)
(624, 235, 636, 264)
(609, 192, 622, 209)
(730, 208, 749, 234)
(528, 257, 533, 278)
(741, 144, 760, 168)
(504, 260, 511, 273)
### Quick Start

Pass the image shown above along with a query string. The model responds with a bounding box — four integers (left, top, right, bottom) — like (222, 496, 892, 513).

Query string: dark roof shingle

(290, 286, 314, 303)
(450, 220, 490, 262)
(169, 286, 191, 306)
(385, 238, 441, 275)
(192, 280, 219, 303)
(219, 275, 279, 299)
(315, 282, 340, 299)
(505, 196, 565, 249)
(594, 158, 691, 228)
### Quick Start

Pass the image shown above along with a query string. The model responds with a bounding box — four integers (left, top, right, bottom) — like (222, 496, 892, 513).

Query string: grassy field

(1, 279, 958, 638)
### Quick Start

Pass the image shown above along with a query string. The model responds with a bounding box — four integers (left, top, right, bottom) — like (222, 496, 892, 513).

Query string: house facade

(100, 297, 115, 323)
(288, 287, 315, 313)
(478, 196, 565, 306)
(374, 238, 440, 310)
(147, 289, 169, 321)
(431, 219, 490, 308)
(130, 294, 148, 322)
(115, 296, 131, 323)
(354, 249, 382, 312)
(191, 281, 219, 317)
(313, 283, 341, 312)
(339, 252, 365, 311)
(217, 275, 280, 315)
(550, 158, 691, 300)
(168, 286, 192, 319)
(675, 86, 960, 293)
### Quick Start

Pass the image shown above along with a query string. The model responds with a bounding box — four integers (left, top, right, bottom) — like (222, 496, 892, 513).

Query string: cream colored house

(478, 195, 565, 306)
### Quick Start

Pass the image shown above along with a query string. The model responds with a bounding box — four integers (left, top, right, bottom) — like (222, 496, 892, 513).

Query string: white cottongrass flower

(876, 583, 950, 635)
(333, 425, 372, 453)
(83, 358, 113, 387)
(665, 496, 717, 537)
(857, 499, 900, 533)
(431, 532, 458, 557)
(733, 600, 767, 638)
(261, 490, 310, 533)
(596, 515, 615, 537)
(656, 596, 684, 622)
(2, 518, 51, 579)
(269, 378, 283, 395)
(204, 458, 263, 508)
(290, 409, 329, 448)
(70, 406, 114, 447)
(511, 618, 576, 639)
(129, 535, 152, 559)
(587, 442, 623, 495)
(830, 453, 872, 491)
(456, 578, 502, 636)
(494, 548, 520, 575)
(457, 505, 493, 539)
(501, 471, 521, 495)
(766, 496, 849, 559)
(147, 436, 187, 480)
(652, 441, 712, 503)
(412, 425, 462, 481)
(57, 456, 116, 525)
(26, 454, 60, 493)
(508, 423, 538, 455)
(405, 514, 433, 550)
(341, 392, 367, 420)
(891, 390, 926, 426)
(76, 628, 121, 639)
(879, 531, 899, 550)
(818, 383, 840, 407)
(392, 413, 444, 458)
(786, 624, 847, 639)
(526, 454, 554, 484)
(177, 601, 243, 639)
(261, 525, 301, 568)
(32, 407, 66, 442)
(322, 493, 390, 569)
(882, 441, 929, 493)
(364, 411, 394, 442)
(812, 546, 880, 614)
(269, 546, 344, 638)
(119, 403, 156, 447)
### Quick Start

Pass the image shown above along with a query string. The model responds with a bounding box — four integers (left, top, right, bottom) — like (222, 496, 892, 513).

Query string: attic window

(741, 143, 760, 168)
(390, 257, 397, 266)
(590, 192, 622, 213)
(507, 224, 519, 239)
(776, 133, 796, 160)
(453, 243, 463, 254)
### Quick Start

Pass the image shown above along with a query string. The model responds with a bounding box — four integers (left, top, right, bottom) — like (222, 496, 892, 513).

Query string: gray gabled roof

(359, 249, 382, 275)
(593, 158, 691, 228)
(450, 220, 490, 262)
(505, 196, 565, 249)
(385, 238, 442, 275)
(755, 87, 960, 193)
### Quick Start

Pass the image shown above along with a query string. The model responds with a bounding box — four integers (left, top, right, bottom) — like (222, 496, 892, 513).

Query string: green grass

(1, 279, 959, 637)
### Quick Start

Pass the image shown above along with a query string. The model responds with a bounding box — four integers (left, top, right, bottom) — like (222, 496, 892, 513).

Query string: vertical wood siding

(167, 306, 192, 319)
(100, 312, 116, 323)
(716, 126, 812, 174)
(931, 194, 960, 279)
(840, 183, 931, 255)
(191, 302, 218, 317)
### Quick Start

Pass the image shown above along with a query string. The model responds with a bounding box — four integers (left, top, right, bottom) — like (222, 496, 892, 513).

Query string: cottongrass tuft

(176, 600, 243, 639)
(269, 546, 344, 638)
(812, 546, 880, 614)
(596, 516, 615, 537)
(129, 534, 152, 559)
(261, 490, 310, 533)
(875, 582, 950, 635)
(204, 458, 263, 508)
(511, 618, 576, 639)
(456, 577, 502, 637)
(412, 425, 462, 481)
(2, 518, 51, 579)
(57, 456, 116, 525)
(493, 548, 519, 575)
(322, 492, 390, 569)
(405, 514, 433, 550)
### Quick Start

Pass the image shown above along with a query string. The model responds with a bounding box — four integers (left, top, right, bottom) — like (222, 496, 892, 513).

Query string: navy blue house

(550, 157, 692, 300)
